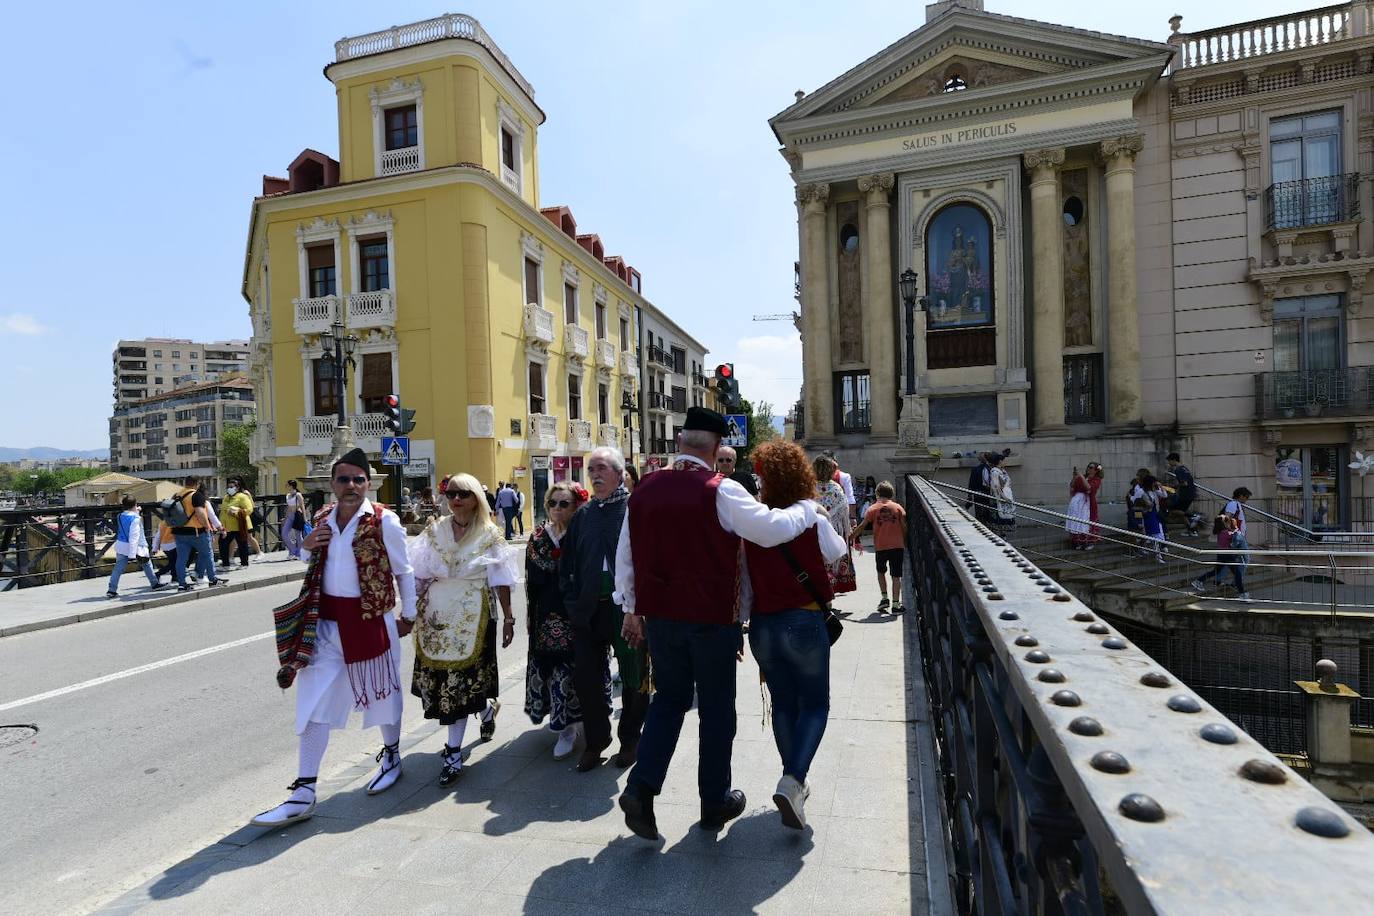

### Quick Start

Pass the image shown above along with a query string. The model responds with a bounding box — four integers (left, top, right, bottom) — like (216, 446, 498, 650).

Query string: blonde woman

(407, 472, 519, 786)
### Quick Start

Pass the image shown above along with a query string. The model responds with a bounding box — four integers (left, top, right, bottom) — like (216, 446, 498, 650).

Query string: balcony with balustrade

(347, 290, 396, 332)
(563, 324, 589, 361)
(294, 295, 342, 336)
(646, 390, 670, 415)
(298, 416, 337, 454)
(647, 345, 674, 371)
(527, 413, 557, 452)
(597, 423, 620, 448)
(379, 146, 420, 177)
(524, 304, 555, 345)
(620, 349, 638, 378)
(1170, 4, 1359, 73)
(594, 338, 616, 370)
(1256, 367, 1374, 421)
(350, 413, 391, 451)
(568, 419, 593, 452)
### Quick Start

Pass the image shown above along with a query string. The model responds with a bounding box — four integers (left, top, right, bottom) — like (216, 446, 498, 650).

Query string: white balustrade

(598, 424, 621, 447)
(528, 413, 558, 451)
(569, 419, 593, 452)
(524, 304, 555, 344)
(379, 146, 421, 176)
(1173, 5, 1352, 69)
(564, 324, 590, 360)
(293, 295, 341, 336)
(298, 416, 337, 454)
(620, 350, 639, 378)
(347, 290, 395, 331)
(594, 339, 616, 369)
(351, 413, 390, 450)
(335, 14, 535, 100)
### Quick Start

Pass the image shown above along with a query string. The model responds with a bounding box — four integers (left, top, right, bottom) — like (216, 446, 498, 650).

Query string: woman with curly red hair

(744, 440, 847, 831)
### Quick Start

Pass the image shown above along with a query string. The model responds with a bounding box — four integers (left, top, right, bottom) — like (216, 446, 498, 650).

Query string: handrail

(1183, 476, 1374, 543)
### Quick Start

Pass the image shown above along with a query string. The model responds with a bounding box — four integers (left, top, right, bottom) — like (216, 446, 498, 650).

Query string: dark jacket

(557, 494, 628, 629)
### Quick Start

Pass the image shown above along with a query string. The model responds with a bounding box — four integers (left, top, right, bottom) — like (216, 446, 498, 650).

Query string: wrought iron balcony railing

(1064, 353, 1105, 424)
(1256, 367, 1374, 420)
(1264, 173, 1360, 231)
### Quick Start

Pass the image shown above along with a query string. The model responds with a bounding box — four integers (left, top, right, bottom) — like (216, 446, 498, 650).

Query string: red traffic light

(384, 394, 400, 409)
(715, 364, 732, 379)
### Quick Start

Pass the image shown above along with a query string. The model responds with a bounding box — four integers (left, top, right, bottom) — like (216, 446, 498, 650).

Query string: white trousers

(294, 614, 403, 734)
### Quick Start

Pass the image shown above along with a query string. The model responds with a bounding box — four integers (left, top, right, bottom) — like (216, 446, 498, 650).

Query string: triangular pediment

(772, 7, 1172, 131)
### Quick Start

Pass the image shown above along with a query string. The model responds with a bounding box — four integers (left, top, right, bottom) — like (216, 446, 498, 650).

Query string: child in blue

(107, 495, 165, 598)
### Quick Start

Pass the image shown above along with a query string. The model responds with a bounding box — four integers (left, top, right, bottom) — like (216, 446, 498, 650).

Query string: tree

(219, 421, 259, 492)
(12, 466, 103, 495)
(738, 398, 778, 461)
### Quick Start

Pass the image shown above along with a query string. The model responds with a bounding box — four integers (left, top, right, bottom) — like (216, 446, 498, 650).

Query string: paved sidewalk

(96, 543, 950, 915)
(0, 552, 306, 637)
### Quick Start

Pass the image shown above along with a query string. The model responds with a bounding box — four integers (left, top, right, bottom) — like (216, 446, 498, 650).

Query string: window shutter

(361, 352, 391, 398)
(306, 244, 334, 269)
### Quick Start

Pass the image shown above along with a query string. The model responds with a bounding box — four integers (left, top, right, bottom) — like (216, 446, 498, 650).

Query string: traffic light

(714, 363, 741, 413)
(383, 394, 418, 435)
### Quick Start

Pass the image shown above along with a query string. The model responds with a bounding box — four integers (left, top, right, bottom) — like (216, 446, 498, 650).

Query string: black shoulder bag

(777, 544, 843, 645)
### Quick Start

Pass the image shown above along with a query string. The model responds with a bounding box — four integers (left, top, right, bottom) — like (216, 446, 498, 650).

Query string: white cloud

(728, 333, 804, 416)
(1, 313, 48, 336)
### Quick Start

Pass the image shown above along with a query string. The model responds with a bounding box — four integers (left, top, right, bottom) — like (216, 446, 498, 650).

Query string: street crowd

(251, 407, 908, 841)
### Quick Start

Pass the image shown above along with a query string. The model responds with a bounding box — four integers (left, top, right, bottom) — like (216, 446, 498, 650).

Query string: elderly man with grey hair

(558, 445, 648, 771)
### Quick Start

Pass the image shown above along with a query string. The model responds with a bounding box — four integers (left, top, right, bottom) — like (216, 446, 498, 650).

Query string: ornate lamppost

(318, 320, 359, 427)
(898, 268, 922, 396)
(621, 390, 639, 467)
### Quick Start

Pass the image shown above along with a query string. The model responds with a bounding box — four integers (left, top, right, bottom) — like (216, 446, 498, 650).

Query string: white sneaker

(553, 724, 579, 761)
(1189, 579, 1206, 592)
(772, 774, 807, 830)
(250, 778, 316, 827)
(1238, 593, 1252, 602)
(367, 743, 402, 795)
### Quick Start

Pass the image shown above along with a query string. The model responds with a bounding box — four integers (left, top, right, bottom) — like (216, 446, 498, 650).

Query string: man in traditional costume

(615, 407, 812, 840)
(250, 448, 417, 827)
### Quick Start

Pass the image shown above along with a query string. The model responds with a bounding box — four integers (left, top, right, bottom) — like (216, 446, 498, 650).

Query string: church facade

(773, 0, 1374, 522)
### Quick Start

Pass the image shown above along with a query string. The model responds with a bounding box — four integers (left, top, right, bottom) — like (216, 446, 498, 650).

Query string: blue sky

(0, 0, 1298, 449)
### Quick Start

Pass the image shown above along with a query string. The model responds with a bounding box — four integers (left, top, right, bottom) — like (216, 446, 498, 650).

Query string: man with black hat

(250, 448, 418, 828)
(613, 407, 812, 840)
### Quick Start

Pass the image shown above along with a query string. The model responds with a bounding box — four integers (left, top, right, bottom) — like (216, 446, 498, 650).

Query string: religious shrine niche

(926, 203, 993, 330)
(836, 200, 864, 364)
(1061, 169, 1093, 348)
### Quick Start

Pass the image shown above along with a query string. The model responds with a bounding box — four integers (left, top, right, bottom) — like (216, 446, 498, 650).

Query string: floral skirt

(525, 657, 611, 731)
(411, 624, 498, 724)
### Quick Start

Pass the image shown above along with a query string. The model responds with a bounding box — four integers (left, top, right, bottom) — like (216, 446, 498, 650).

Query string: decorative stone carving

(858, 172, 895, 201)
(1023, 148, 1065, 175)
(521, 231, 544, 261)
(1100, 135, 1144, 162)
(593, 282, 608, 304)
(878, 55, 1047, 104)
(796, 183, 830, 211)
(297, 216, 341, 241)
(897, 394, 928, 449)
(1350, 270, 1369, 315)
(562, 260, 580, 287)
(467, 405, 495, 439)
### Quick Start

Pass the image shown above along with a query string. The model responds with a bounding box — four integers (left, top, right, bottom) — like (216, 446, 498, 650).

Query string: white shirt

(838, 470, 856, 506)
(309, 499, 418, 620)
(114, 511, 150, 559)
(613, 454, 810, 615)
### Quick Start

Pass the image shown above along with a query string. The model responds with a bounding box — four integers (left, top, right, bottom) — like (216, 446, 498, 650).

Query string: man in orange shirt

(850, 481, 908, 614)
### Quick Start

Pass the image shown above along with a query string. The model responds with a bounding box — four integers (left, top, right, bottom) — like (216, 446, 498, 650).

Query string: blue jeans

(174, 531, 215, 586)
(748, 608, 831, 782)
(108, 554, 158, 593)
(502, 506, 516, 539)
(629, 617, 739, 805)
(1205, 554, 1246, 592)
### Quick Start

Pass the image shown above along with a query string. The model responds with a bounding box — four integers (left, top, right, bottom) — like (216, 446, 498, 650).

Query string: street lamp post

(898, 269, 922, 396)
(621, 391, 639, 467)
(318, 320, 359, 427)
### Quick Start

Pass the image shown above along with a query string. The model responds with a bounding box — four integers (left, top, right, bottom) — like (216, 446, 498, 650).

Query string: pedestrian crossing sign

(381, 436, 410, 466)
(723, 414, 747, 448)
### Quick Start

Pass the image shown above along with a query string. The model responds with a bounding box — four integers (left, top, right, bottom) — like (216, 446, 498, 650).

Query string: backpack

(161, 490, 193, 528)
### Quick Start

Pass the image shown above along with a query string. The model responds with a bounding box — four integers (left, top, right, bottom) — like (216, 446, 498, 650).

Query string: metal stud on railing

(1296, 807, 1350, 838)
(1167, 695, 1202, 714)
(1051, 690, 1082, 707)
(1240, 759, 1288, 784)
(1091, 751, 1131, 774)
(1038, 669, 1066, 683)
(1119, 794, 1166, 823)
(1200, 723, 1239, 744)
(1070, 717, 1103, 736)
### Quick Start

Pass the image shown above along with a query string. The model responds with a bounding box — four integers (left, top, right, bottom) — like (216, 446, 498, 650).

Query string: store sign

(512, 466, 527, 479)
(532, 456, 550, 470)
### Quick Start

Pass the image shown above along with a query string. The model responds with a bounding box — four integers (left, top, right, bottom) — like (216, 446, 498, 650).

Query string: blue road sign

(723, 414, 748, 448)
(381, 436, 410, 466)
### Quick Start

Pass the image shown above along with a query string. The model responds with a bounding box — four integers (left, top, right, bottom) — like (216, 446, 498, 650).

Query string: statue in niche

(927, 203, 992, 330)
(836, 202, 864, 363)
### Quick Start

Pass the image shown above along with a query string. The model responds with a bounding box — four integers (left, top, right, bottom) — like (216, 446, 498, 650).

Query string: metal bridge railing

(905, 475, 1372, 914)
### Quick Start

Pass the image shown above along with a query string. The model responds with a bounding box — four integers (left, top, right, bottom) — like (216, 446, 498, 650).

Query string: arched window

(943, 74, 967, 92)
(925, 202, 994, 330)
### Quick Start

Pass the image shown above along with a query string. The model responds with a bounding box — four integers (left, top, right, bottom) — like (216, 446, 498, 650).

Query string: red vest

(743, 523, 833, 616)
(629, 465, 740, 624)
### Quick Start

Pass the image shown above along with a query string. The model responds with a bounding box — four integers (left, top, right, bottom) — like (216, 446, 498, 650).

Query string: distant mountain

(771, 416, 786, 436)
(0, 447, 109, 461)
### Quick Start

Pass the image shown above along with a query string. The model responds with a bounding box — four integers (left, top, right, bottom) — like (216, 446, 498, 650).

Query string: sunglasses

(334, 475, 368, 486)
(547, 498, 573, 509)
(445, 489, 473, 500)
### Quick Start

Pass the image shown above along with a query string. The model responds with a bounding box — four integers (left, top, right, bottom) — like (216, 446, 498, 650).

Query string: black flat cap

(331, 447, 371, 478)
(683, 406, 729, 436)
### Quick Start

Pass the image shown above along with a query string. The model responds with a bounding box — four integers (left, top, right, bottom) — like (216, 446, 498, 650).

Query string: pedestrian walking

(167, 476, 227, 591)
(525, 482, 605, 760)
(988, 454, 1015, 528)
(1141, 475, 1168, 562)
(495, 482, 518, 540)
(1126, 468, 1150, 536)
(1085, 463, 1103, 543)
(514, 485, 526, 536)
(744, 441, 848, 830)
(813, 455, 856, 596)
(1066, 467, 1092, 550)
(106, 496, 164, 597)
(967, 453, 993, 524)
(828, 453, 857, 525)
(282, 479, 306, 559)
(615, 407, 810, 841)
(219, 477, 254, 568)
(560, 446, 649, 771)
(1190, 512, 1251, 601)
(850, 481, 908, 613)
(250, 448, 417, 827)
(406, 472, 516, 785)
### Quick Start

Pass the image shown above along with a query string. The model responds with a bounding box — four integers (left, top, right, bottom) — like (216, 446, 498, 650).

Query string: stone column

(1102, 135, 1145, 428)
(1024, 148, 1067, 434)
(859, 172, 897, 438)
(798, 183, 834, 440)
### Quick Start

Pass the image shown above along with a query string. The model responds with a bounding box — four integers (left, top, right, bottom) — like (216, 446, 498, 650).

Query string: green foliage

(219, 421, 259, 492)
(738, 398, 778, 461)
(5, 466, 104, 495)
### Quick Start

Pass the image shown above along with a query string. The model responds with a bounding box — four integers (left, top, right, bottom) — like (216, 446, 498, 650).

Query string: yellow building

(242, 14, 704, 519)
